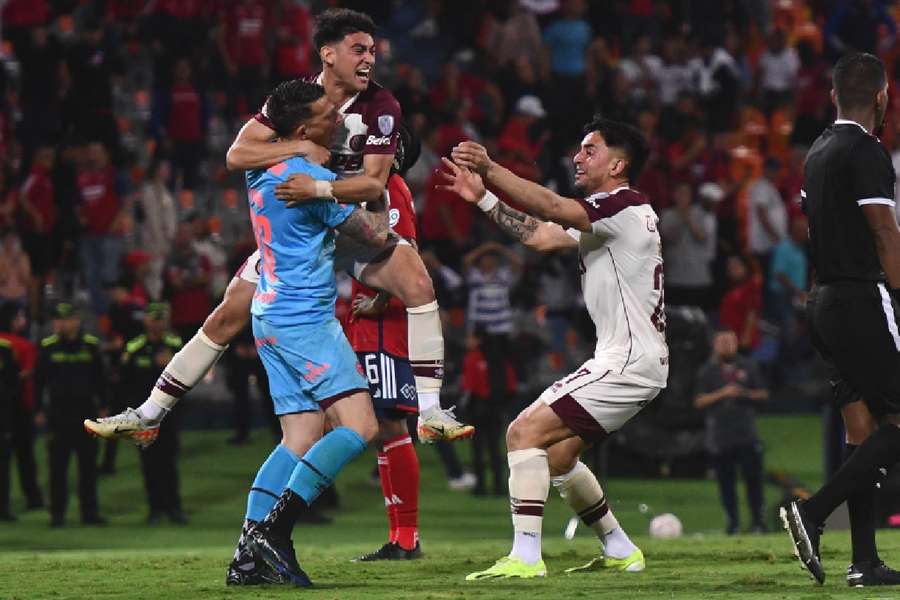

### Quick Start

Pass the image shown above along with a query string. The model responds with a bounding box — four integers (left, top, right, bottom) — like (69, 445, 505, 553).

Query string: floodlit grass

(1, 415, 890, 599)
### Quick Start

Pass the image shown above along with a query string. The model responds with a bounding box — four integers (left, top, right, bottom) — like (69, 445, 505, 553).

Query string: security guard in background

(121, 303, 187, 524)
(0, 336, 21, 520)
(35, 302, 107, 527)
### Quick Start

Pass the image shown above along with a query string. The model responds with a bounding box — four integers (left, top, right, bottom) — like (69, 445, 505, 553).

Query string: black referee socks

(842, 444, 880, 565)
(805, 425, 900, 527)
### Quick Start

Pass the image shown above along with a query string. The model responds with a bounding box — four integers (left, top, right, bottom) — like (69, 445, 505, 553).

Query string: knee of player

(548, 455, 578, 477)
(203, 303, 246, 343)
(506, 417, 531, 450)
(400, 272, 435, 307)
(359, 419, 379, 445)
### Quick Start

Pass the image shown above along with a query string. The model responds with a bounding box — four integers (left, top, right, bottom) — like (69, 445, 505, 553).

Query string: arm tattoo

(337, 208, 389, 247)
(487, 201, 540, 242)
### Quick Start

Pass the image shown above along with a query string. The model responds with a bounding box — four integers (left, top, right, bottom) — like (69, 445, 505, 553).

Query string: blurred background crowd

(1, 0, 899, 527)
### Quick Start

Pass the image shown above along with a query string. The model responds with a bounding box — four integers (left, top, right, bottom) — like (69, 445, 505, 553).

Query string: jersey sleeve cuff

(857, 197, 896, 207)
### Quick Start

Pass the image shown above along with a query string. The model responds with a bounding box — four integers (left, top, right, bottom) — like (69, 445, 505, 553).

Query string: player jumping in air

(84, 8, 472, 446)
(443, 117, 667, 579)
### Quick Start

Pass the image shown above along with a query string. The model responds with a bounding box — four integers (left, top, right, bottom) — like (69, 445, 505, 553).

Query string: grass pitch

(1, 415, 897, 599)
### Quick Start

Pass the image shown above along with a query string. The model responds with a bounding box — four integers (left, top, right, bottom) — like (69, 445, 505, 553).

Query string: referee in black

(782, 52, 900, 587)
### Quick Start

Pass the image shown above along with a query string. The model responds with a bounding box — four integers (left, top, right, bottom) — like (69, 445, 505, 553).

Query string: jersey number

(364, 354, 380, 398)
(249, 209, 277, 283)
(651, 263, 666, 334)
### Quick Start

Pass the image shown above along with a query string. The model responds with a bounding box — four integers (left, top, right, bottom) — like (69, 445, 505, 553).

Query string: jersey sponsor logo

(349, 134, 367, 152)
(389, 208, 400, 227)
(366, 135, 391, 146)
(377, 115, 394, 136)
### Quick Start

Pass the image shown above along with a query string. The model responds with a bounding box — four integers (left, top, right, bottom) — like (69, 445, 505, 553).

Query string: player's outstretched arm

(863, 203, 900, 296)
(336, 206, 391, 248)
(438, 158, 577, 253)
(451, 142, 591, 232)
(225, 118, 330, 171)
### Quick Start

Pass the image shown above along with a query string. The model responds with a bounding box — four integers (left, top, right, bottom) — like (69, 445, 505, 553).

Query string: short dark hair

(313, 8, 376, 50)
(265, 80, 326, 138)
(833, 52, 886, 112)
(582, 117, 650, 183)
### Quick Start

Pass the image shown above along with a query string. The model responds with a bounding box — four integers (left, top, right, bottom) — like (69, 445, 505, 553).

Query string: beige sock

(508, 448, 549, 564)
(146, 329, 227, 412)
(407, 301, 443, 413)
(551, 461, 620, 535)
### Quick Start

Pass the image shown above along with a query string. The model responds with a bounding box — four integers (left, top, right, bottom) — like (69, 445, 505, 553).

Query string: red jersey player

(343, 127, 422, 560)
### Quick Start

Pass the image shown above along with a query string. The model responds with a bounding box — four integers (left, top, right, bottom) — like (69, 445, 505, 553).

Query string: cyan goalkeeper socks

(286, 427, 368, 505)
(262, 427, 368, 539)
(245, 444, 300, 522)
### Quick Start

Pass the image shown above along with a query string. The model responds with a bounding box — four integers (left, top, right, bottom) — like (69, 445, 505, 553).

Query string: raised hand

(436, 157, 486, 203)
(451, 141, 492, 176)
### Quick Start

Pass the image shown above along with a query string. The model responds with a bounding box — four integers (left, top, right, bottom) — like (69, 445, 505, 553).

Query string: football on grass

(649, 513, 683, 539)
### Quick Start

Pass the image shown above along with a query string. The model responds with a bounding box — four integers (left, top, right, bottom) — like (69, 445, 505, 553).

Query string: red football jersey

(344, 174, 417, 357)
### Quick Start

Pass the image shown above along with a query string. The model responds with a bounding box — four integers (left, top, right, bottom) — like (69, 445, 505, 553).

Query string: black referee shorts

(807, 281, 900, 417)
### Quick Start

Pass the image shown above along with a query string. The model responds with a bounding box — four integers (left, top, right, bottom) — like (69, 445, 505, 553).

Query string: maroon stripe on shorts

(319, 388, 370, 410)
(548, 394, 609, 443)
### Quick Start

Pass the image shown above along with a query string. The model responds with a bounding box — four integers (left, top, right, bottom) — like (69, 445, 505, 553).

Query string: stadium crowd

(1, 0, 899, 527)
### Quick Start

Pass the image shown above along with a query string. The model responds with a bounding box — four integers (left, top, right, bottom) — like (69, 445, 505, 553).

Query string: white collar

(584, 186, 630, 202)
(834, 119, 868, 133)
(316, 72, 360, 115)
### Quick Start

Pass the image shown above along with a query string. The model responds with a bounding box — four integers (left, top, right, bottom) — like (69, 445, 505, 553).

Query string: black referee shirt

(803, 120, 896, 283)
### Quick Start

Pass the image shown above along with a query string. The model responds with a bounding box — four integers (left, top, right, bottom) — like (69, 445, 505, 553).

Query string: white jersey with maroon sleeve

(569, 187, 669, 388)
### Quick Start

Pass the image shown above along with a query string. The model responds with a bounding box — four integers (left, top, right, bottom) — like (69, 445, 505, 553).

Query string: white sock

(145, 329, 228, 415)
(508, 448, 549, 565)
(407, 301, 443, 413)
(417, 392, 440, 414)
(137, 400, 167, 425)
(551, 461, 636, 558)
(602, 527, 638, 560)
(511, 531, 542, 565)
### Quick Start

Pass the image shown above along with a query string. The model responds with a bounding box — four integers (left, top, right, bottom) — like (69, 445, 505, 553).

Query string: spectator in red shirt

(272, 0, 314, 81)
(462, 327, 517, 496)
(719, 255, 762, 351)
(163, 223, 212, 342)
(421, 164, 475, 269)
(0, 302, 43, 510)
(497, 95, 548, 164)
(1, 0, 49, 52)
(76, 142, 125, 315)
(152, 58, 208, 190)
(18, 145, 56, 285)
(218, 0, 270, 116)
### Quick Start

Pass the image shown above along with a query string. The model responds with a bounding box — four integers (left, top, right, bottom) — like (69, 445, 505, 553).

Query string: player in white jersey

(443, 117, 668, 580)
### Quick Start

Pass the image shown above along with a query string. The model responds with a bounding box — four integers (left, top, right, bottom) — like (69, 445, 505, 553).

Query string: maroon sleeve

(576, 189, 648, 223)
(252, 97, 274, 130)
(362, 89, 401, 156)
